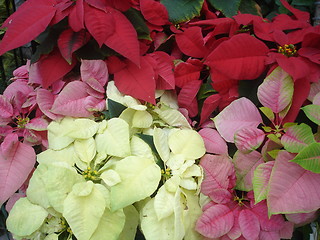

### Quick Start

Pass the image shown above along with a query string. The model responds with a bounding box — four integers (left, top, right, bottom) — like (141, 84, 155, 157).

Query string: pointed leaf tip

(104, 9, 140, 65)
(257, 66, 294, 113)
(291, 142, 320, 174)
(0, 0, 56, 55)
(281, 123, 316, 153)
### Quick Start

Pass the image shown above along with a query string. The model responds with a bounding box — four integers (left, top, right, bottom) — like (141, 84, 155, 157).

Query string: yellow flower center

(16, 116, 29, 128)
(82, 167, 99, 181)
(234, 195, 246, 206)
(278, 44, 297, 57)
(161, 167, 172, 180)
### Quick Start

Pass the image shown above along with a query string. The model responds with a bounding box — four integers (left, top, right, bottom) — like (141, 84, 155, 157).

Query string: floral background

(0, 0, 319, 239)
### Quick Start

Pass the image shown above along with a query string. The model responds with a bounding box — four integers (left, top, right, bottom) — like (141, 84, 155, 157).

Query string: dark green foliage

(161, 0, 204, 23)
(124, 8, 151, 40)
(107, 99, 127, 118)
(207, 0, 242, 17)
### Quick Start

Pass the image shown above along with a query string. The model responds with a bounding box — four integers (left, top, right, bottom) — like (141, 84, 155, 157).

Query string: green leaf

(208, 0, 241, 17)
(302, 104, 320, 125)
(75, 39, 111, 60)
(137, 133, 159, 157)
(283, 122, 297, 129)
(197, 79, 217, 100)
(7, 198, 48, 237)
(267, 149, 280, 159)
(291, 142, 320, 173)
(292, 0, 314, 7)
(252, 161, 274, 203)
(257, 66, 294, 114)
(259, 107, 274, 122)
(110, 156, 161, 211)
(281, 123, 316, 153)
(233, 150, 264, 191)
(31, 19, 68, 64)
(124, 8, 151, 40)
(238, 0, 260, 15)
(262, 126, 272, 132)
(160, 0, 204, 23)
(267, 133, 281, 145)
(63, 181, 107, 240)
(108, 99, 127, 119)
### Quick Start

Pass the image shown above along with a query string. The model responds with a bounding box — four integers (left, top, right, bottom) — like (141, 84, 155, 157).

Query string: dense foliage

(0, 0, 319, 239)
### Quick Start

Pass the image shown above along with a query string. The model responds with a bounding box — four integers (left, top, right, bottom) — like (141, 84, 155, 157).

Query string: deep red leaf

(58, 28, 90, 64)
(150, 51, 175, 90)
(283, 78, 310, 123)
(274, 54, 310, 81)
(174, 59, 203, 88)
(302, 32, 320, 48)
(233, 14, 263, 26)
(37, 49, 76, 88)
(52, 1, 74, 25)
(85, 0, 111, 10)
(87, 0, 131, 11)
(105, 56, 127, 74)
(279, 0, 310, 22)
(68, 0, 85, 32)
(210, 68, 238, 94)
(206, 34, 268, 80)
(104, 8, 140, 65)
(178, 80, 202, 117)
(201, 0, 218, 19)
(110, 0, 132, 11)
(84, 4, 115, 47)
(140, 0, 169, 26)
(271, 14, 310, 34)
(0, 0, 56, 55)
(176, 27, 207, 58)
(114, 56, 156, 104)
(200, 94, 221, 126)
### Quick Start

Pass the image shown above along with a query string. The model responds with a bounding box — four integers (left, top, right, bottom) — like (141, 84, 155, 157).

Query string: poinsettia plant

(0, 0, 319, 239)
